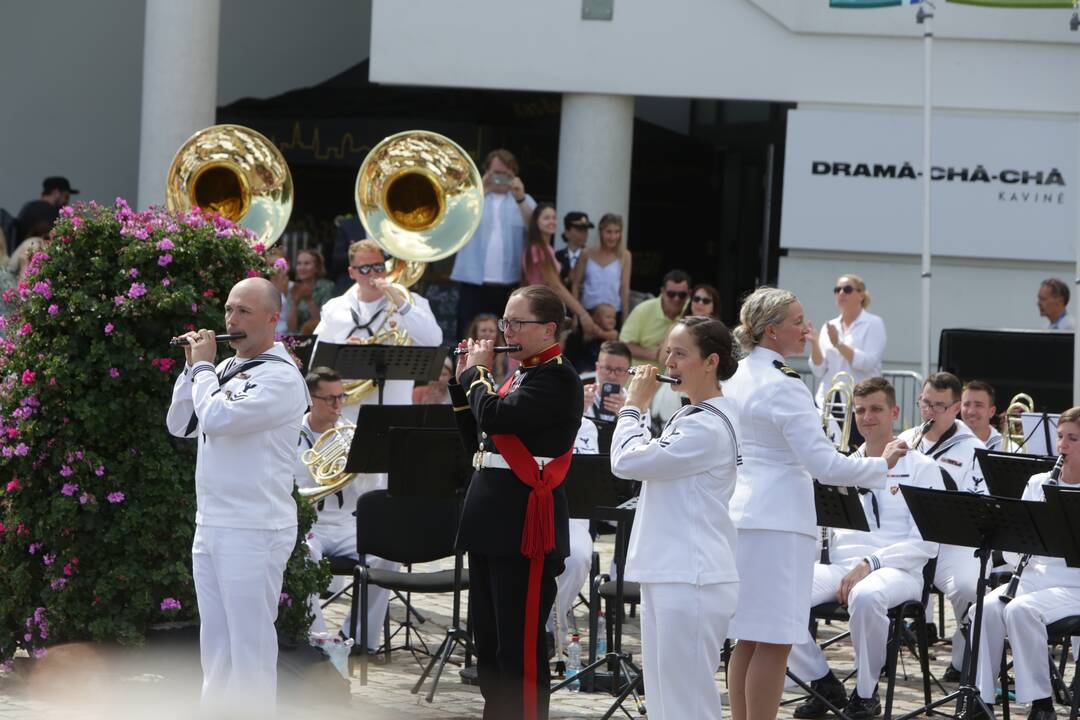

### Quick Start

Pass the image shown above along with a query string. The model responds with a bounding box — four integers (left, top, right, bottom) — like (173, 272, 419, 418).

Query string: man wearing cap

(555, 212, 593, 288)
(17, 177, 79, 242)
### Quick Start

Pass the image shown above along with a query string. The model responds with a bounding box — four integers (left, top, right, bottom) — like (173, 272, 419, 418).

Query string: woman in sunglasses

(808, 274, 887, 414)
(690, 283, 722, 320)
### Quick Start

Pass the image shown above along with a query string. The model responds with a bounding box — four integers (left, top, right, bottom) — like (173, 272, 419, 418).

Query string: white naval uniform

(723, 346, 888, 644)
(548, 418, 599, 634)
(294, 415, 399, 648)
(166, 342, 308, 714)
(611, 398, 741, 720)
(788, 449, 944, 698)
(983, 426, 1003, 452)
(970, 472, 1080, 705)
(899, 419, 985, 671)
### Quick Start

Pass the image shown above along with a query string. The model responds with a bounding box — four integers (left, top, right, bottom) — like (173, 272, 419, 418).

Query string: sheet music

(1019, 412, 1060, 455)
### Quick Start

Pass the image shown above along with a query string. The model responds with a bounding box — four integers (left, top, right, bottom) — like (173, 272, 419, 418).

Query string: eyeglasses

(597, 364, 629, 377)
(351, 263, 386, 275)
(918, 398, 954, 413)
(665, 290, 689, 300)
(313, 393, 347, 404)
(497, 318, 549, 333)
(833, 285, 856, 295)
(691, 295, 713, 304)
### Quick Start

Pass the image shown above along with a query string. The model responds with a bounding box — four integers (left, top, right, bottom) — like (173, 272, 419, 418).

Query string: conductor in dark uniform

(450, 284, 584, 720)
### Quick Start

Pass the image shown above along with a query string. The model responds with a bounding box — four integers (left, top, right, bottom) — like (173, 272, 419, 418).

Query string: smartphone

(489, 172, 511, 186)
(601, 382, 620, 401)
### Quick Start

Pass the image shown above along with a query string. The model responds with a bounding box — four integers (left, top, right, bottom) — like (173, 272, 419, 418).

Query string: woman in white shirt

(808, 274, 887, 410)
(611, 316, 742, 720)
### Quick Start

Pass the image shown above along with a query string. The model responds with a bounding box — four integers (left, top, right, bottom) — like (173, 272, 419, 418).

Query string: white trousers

(306, 522, 400, 650)
(789, 562, 922, 698)
(970, 578, 1080, 705)
(640, 582, 738, 720)
(548, 519, 592, 633)
(925, 544, 981, 670)
(192, 524, 295, 716)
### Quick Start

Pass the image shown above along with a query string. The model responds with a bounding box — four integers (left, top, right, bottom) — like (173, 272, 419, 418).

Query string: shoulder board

(772, 359, 801, 379)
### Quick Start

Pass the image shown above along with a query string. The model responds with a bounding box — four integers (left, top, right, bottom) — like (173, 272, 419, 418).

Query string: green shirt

(619, 297, 681, 367)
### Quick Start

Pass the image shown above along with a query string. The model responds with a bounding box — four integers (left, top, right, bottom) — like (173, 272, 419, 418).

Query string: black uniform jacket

(450, 354, 584, 558)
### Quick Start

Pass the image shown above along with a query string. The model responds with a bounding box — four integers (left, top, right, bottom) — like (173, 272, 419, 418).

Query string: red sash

(491, 358, 571, 720)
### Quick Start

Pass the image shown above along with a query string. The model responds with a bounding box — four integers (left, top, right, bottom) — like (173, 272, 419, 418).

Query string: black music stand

(310, 342, 447, 405)
(976, 450, 1057, 500)
(382, 427, 473, 703)
(1043, 485, 1080, 569)
(345, 405, 455, 475)
(896, 487, 1056, 720)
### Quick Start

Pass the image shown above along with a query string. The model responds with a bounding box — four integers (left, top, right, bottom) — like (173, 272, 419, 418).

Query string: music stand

(1019, 412, 1060, 456)
(896, 487, 1057, 720)
(310, 342, 447, 405)
(346, 405, 455, 474)
(975, 449, 1057, 500)
(382, 427, 472, 703)
(1043, 485, 1080, 569)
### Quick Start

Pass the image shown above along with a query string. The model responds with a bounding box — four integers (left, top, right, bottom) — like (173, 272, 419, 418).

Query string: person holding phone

(582, 340, 631, 422)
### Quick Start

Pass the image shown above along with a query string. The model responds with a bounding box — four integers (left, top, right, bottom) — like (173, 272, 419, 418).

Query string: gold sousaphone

(165, 124, 293, 248)
(339, 131, 485, 405)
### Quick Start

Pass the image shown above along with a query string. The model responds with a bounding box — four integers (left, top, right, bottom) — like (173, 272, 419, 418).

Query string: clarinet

(999, 454, 1064, 604)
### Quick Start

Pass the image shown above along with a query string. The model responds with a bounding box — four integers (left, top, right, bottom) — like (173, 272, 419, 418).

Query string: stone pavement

(0, 535, 1049, 718)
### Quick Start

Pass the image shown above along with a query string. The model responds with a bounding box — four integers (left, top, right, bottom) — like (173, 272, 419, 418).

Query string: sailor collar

(520, 344, 562, 369)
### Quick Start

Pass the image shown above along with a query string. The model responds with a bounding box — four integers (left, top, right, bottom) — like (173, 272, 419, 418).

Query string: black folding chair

(999, 615, 1080, 720)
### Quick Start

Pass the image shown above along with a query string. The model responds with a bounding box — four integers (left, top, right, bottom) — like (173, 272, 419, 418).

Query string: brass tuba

(1001, 392, 1035, 453)
(821, 371, 855, 454)
(298, 422, 358, 503)
(165, 124, 293, 249)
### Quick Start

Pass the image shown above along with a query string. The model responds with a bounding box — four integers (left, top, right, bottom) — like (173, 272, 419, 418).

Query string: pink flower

(114, 296, 125, 306)
(252, 242, 266, 253)
(202, 289, 214, 299)
(160, 598, 182, 611)
(273, 258, 289, 271)
(13, 443, 28, 457)
(59, 465, 73, 477)
(104, 323, 114, 334)
(16, 323, 32, 337)
(59, 205, 75, 218)
(60, 483, 78, 497)
(191, 303, 198, 313)
(47, 304, 58, 315)
(106, 491, 124, 504)
(158, 254, 173, 267)
(62, 563, 73, 576)
(161, 278, 171, 287)
(78, 493, 90, 505)
(150, 357, 176, 373)
(245, 269, 260, 278)
(95, 466, 105, 477)
(6, 478, 20, 493)
(70, 217, 82, 229)
(156, 238, 174, 251)
(49, 579, 66, 591)
(128, 268, 139, 278)
(108, 368, 120, 379)
(278, 592, 292, 607)
(127, 282, 146, 299)
(42, 553, 55, 566)
(21, 369, 35, 385)
(28, 543, 40, 555)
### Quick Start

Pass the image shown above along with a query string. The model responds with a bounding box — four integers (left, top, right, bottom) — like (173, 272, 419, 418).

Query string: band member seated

(898, 371, 985, 680)
(294, 366, 398, 650)
(449, 284, 583, 720)
(962, 380, 1002, 451)
(312, 239, 443, 422)
(968, 406, 1080, 720)
(788, 377, 945, 719)
(165, 277, 308, 714)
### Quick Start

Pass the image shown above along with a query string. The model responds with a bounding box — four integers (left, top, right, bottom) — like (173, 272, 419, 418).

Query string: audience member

(521, 203, 597, 336)
(565, 302, 619, 373)
(450, 149, 536, 338)
(582, 340, 631, 422)
(467, 313, 510, 384)
(1038, 278, 1074, 330)
(571, 213, 631, 323)
(287, 248, 335, 334)
(555, 211, 593, 287)
(690, 283, 722, 320)
(17, 176, 76, 242)
(413, 357, 453, 405)
(619, 269, 690, 366)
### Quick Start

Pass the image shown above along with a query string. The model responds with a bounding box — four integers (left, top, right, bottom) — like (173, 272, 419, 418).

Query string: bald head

(232, 276, 281, 313)
(226, 277, 282, 357)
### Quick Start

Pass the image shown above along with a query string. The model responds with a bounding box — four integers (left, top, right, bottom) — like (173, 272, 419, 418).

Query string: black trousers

(457, 282, 516, 340)
(468, 552, 561, 720)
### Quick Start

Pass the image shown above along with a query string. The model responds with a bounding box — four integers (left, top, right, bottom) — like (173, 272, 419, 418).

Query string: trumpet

(452, 344, 522, 357)
(169, 332, 247, 346)
(628, 367, 681, 385)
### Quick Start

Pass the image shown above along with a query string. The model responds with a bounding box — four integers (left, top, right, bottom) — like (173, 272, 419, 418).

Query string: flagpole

(1073, 115, 1080, 406)
(918, 1, 934, 381)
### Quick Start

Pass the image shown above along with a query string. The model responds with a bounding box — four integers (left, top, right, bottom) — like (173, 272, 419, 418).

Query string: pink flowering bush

(0, 199, 327, 661)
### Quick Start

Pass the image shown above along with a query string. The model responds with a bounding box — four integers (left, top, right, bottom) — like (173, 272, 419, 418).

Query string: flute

(1000, 454, 1065, 604)
(452, 344, 522, 357)
(628, 367, 681, 385)
(169, 332, 247, 346)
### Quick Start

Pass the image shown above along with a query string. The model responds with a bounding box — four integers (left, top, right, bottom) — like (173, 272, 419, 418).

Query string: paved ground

(0, 535, 1064, 718)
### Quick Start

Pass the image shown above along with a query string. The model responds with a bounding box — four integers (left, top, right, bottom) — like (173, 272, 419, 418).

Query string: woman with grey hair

(723, 286, 907, 720)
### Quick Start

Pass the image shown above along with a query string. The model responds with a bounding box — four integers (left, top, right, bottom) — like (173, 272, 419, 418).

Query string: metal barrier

(883, 369, 924, 433)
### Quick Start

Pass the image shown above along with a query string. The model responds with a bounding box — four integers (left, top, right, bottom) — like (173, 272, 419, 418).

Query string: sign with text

(781, 108, 1077, 261)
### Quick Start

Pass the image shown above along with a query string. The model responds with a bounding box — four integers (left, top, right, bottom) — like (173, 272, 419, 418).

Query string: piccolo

(169, 332, 247, 346)
(628, 367, 681, 385)
(452, 344, 522, 357)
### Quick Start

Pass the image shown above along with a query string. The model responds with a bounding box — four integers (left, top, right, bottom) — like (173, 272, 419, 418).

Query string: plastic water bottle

(596, 612, 607, 656)
(567, 634, 581, 692)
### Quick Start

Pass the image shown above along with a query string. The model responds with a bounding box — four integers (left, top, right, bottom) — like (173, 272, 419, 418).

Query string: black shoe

(943, 664, 964, 683)
(926, 622, 941, 645)
(545, 631, 555, 660)
(793, 673, 848, 719)
(1027, 698, 1057, 720)
(845, 688, 881, 720)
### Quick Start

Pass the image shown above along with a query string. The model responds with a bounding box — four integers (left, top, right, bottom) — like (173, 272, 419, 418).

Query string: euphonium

(1001, 393, 1034, 453)
(165, 124, 293, 249)
(298, 422, 358, 503)
(821, 371, 856, 454)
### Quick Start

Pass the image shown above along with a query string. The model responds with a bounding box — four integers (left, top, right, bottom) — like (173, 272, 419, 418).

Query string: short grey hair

(734, 286, 798, 351)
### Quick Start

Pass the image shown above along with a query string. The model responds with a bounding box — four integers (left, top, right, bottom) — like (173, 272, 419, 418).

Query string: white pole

(1073, 114, 1080, 406)
(919, 4, 934, 381)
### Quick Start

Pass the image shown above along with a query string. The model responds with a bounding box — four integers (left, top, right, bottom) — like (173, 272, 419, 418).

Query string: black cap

(42, 176, 79, 195)
(563, 211, 594, 229)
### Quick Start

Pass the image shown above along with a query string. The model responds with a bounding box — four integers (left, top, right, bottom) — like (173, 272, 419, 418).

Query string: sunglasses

(833, 285, 856, 295)
(352, 263, 386, 275)
(665, 290, 689, 300)
(691, 295, 713, 304)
